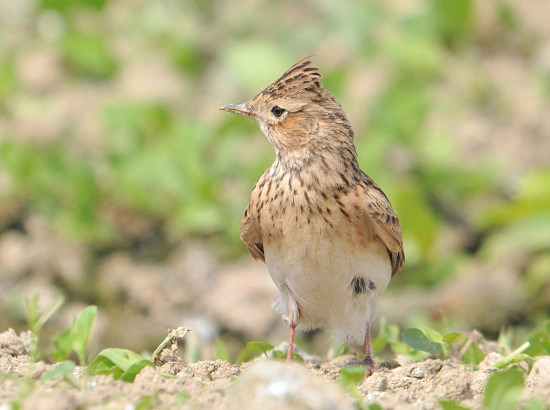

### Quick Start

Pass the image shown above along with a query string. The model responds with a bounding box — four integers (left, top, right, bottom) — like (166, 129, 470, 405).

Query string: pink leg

(286, 324, 296, 362)
(364, 322, 375, 377)
(365, 322, 371, 357)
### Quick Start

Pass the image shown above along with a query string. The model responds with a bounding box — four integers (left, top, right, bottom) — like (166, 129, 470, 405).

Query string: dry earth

(1, 329, 549, 409)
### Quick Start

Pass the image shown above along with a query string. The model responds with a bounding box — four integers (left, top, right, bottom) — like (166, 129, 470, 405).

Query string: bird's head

(221, 57, 353, 162)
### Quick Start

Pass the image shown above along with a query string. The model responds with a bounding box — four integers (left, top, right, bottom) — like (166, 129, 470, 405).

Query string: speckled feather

(241, 170, 404, 276)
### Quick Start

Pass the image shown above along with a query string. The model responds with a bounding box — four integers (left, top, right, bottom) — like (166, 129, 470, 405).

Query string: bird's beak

(220, 102, 254, 119)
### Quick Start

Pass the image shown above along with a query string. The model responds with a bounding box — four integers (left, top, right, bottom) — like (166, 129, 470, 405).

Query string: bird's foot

(363, 355, 377, 378)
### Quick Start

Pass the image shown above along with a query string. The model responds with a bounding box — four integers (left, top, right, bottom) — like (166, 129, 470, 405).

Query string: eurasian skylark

(221, 57, 404, 374)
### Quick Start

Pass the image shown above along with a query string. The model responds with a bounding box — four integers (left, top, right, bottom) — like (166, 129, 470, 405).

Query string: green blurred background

(0, 0, 549, 358)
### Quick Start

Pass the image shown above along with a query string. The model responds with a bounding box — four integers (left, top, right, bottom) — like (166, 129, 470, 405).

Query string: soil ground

(1, 329, 549, 409)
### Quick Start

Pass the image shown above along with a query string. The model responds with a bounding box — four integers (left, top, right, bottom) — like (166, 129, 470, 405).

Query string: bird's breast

(257, 184, 374, 251)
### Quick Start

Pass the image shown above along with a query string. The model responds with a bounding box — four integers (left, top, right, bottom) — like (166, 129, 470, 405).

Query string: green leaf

(271, 350, 305, 362)
(402, 328, 442, 355)
(71, 305, 97, 366)
(214, 338, 231, 362)
(290, 352, 304, 363)
(90, 348, 154, 382)
(246, 341, 274, 354)
(439, 399, 471, 410)
(389, 340, 425, 361)
(41, 361, 75, 383)
(51, 328, 73, 362)
(88, 355, 123, 379)
(96, 348, 143, 371)
(461, 342, 485, 365)
(423, 327, 443, 344)
(120, 359, 155, 382)
(340, 366, 366, 386)
(443, 332, 463, 344)
(483, 367, 524, 410)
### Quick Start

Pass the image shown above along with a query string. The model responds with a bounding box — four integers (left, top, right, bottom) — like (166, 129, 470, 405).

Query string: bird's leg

(286, 324, 296, 362)
(363, 322, 376, 377)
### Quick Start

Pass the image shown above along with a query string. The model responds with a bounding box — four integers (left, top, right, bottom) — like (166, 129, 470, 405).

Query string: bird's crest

(261, 57, 323, 100)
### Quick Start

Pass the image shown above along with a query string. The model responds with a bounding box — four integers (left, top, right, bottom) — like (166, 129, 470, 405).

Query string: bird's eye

(271, 106, 285, 117)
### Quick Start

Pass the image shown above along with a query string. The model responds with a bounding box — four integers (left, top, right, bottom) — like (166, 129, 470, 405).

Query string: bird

(221, 57, 404, 375)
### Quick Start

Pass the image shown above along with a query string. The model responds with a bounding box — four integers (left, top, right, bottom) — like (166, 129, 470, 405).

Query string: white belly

(264, 231, 391, 345)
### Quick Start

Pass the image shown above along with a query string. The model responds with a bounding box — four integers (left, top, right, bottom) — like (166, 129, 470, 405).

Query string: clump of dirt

(0, 329, 548, 409)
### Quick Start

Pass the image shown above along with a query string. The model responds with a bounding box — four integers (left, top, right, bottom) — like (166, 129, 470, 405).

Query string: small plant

(401, 327, 489, 366)
(40, 305, 98, 385)
(46, 305, 98, 366)
(12, 294, 65, 407)
(400, 325, 543, 373)
(25, 294, 65, 362)
(88, 348, 155, 382)
(41, 305, 155, 385)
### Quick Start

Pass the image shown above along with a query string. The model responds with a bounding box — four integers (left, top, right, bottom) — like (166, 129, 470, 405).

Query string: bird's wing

(240, 206, 265, 263)
(355, 176, 405, 276)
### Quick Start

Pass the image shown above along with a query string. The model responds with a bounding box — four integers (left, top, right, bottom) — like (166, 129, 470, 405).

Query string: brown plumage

(221, 57, 404, 375)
